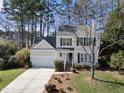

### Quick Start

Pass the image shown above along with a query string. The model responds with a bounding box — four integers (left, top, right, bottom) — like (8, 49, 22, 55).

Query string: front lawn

(73, 71, 124, 93)
(0, 69, 25, 90)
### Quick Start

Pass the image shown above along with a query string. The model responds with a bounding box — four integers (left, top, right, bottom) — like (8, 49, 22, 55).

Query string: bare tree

(56, 0, 122, 79)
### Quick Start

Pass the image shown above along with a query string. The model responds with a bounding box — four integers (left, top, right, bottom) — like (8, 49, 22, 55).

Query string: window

(84, 54, 87, 62)
(80, 53, 83, 63)
(59, 53, 63, 57)
(77, 37, 96, 46)
(78, 53, 84, 63)
(77, 38, 84, 46)
(60, 38, 72, 46)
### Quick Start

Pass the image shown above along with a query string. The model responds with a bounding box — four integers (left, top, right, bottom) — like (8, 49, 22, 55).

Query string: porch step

(65, 63, 72, 71)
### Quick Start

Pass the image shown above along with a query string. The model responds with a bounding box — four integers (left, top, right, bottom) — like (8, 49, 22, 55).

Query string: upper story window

(77, 37, 96, 46)
(60, 38, 72, 46)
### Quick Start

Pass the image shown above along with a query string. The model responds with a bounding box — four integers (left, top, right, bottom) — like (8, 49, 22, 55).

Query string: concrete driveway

(1, 68, 54, 93)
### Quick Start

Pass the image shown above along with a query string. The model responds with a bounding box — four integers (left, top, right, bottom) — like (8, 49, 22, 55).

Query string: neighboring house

(30, 25, 101, 69)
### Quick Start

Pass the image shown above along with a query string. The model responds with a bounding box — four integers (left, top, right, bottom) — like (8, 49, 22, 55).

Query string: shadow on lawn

(94, 78, 124, 86)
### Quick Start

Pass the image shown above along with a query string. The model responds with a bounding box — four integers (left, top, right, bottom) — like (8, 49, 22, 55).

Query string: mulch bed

(43, 73, 78, 93)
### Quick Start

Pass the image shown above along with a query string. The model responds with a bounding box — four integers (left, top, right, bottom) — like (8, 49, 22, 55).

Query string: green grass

(0, 69, 25, 90)
(73, 71, 124, 93)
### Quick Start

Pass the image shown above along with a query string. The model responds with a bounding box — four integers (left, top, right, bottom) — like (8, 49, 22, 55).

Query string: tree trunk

(34, 16, 37, 38)
(91, 64, 95, 79)
(67, 0, 70, 25)
(20, 2, 25, 48)
(31, 18, 34, 46)
(40, 12, 43, 37)
(46, 13, 50, 36)
(91, 38, 95, 79)
(27, 20, 30, 48)
(47, 22, 50, 36)
(43, 23, 46, 37)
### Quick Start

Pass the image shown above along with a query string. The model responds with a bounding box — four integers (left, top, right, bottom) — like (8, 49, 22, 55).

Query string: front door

(67, 53, 73, 64)
(69, 53, 72, 63)
(65, 53, 73, 71)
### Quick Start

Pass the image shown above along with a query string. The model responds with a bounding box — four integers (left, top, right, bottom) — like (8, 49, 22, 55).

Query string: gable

(76, 26, 94, 36)
(34, 39, 55, 49)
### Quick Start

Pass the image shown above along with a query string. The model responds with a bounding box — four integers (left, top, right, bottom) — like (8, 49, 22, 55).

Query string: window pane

(80, 38, 84, 46)
(77, 37, 97, 46)
(70, 38, 72, 46)
(60, 38, 72, 46)
(84, 54, 87, 62)
(77, 38, 84, 46)
(80, 53, 83, 62)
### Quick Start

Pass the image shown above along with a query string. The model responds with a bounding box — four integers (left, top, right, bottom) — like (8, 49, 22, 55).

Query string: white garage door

(31, 56, 55, 68)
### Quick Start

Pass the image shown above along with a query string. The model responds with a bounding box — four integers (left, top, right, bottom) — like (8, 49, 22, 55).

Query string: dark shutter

(70, 38, 72, 46)
(94, 37, 96, 46)
(60, 38, 62, 46)
(78, 53, 80, 63)
(84, 37, 86, 46)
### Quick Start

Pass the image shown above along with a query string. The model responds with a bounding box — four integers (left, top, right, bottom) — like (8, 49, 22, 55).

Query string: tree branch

(98, 40, 121, 56)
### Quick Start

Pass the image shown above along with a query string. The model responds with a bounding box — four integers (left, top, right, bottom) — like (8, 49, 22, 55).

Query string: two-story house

(30, 25, 101, 69)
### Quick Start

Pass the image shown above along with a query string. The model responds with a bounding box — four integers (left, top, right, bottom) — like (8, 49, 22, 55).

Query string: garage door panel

(31, 56, 55, 68)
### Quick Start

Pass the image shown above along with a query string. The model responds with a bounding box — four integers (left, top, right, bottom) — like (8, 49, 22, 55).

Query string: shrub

(54, 60, 64, 71)
(70, 67, 76, 73)
(0, 39, 17, 70)
(110, 50, 124, 73)
(74, 64, 82, 70)
(0, 77, 2, 81)
(98, 59, 110, 70)
(83, 65, 91, 70)
(7, 56, 18, 68)
(15, 48, 30, 67)
(0, 58, 4, 70)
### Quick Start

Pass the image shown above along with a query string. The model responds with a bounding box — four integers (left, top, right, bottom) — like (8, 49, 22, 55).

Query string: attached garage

(31, 55, 55, 68)
(30, 37, 56, 68)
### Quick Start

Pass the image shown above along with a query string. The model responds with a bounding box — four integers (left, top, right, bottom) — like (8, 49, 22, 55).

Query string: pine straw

(43, 73, 78, 93)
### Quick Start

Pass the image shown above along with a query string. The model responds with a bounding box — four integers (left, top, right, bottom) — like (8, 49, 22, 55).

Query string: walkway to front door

(1, 68, 54, 93)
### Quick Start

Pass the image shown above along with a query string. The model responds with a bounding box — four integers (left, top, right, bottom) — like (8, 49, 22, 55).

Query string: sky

(0, 0, 3, 10)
